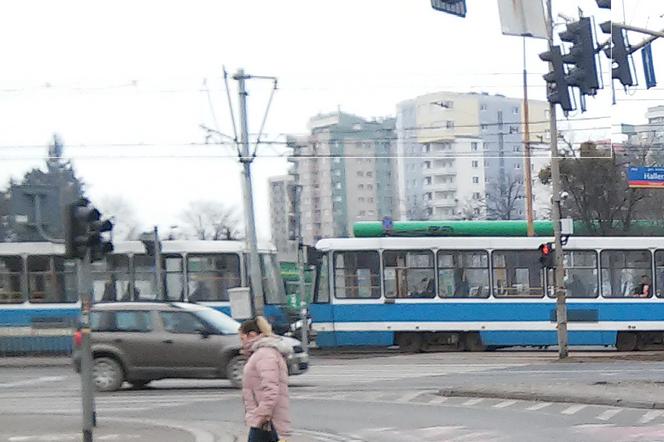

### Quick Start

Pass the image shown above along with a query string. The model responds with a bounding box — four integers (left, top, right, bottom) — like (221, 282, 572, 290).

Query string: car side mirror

(198, 328, 211, 339)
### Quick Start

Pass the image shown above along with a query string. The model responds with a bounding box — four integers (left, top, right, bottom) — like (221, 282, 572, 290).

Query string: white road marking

(639, 410, 664, 424)
(395, 391, 424, 403)
(427, 396, 449, 404)
(0, 376, 66, 388)
(561, 404, 587, 415)
(493, 400, 517, 409)
(596, 408, 623, 421)
(527, 402, 552, 411)
(462, 398, 484, 406)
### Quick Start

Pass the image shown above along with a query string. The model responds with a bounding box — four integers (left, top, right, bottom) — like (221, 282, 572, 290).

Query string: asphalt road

(2, 352, 664, 441)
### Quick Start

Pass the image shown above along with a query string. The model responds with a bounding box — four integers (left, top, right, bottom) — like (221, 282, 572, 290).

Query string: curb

(438, 388, 664, 410)
(105, 417, 220, 442)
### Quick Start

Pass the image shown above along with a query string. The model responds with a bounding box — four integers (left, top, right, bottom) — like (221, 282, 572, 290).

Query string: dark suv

(72, 302, 309, 392)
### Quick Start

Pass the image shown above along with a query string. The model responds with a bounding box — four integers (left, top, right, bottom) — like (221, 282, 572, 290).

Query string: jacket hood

(251, 335, 294, 357)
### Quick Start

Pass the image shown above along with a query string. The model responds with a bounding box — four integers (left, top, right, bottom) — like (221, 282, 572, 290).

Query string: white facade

(268, 175, 297, 261)
(421, 137, 486, 219)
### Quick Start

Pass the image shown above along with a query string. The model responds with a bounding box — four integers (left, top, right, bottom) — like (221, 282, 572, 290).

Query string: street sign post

(628, 166, 664, 188)
(431, 0, 466, 17)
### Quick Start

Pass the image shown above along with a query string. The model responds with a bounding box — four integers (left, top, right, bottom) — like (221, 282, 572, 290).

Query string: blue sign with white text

(628, 166, 664, 188)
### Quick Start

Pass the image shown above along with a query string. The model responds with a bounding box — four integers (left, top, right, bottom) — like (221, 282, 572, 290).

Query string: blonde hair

(239, 316, 273, 336)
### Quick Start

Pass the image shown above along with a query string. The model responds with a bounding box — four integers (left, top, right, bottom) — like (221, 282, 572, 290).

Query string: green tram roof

(353, 220, 664, 238)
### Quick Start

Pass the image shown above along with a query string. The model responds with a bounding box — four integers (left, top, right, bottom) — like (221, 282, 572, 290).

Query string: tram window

(655, 250, 664, 298)
(261, 254, 287, 305)
(0, 256, 24, 304)
(437, 250, 490, 298)
(492, 250, 544, 298)
(601, 250, 652, 298)
(92, 255, 131, 303)
(383, 250, 435, 299)
(547, 251, 598, 298)
(134, 255, 183, 301)
(187, 254, 241, 302)
(333, 251, 381, 299)
(27, 256, 77, 303)
(314, 254, 330, 303)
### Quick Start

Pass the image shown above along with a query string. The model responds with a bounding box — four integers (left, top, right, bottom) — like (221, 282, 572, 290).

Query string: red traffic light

(539, 243, 552, 255)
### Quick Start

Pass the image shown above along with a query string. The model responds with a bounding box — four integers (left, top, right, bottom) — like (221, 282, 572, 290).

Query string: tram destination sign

(628, 166, 664, 188)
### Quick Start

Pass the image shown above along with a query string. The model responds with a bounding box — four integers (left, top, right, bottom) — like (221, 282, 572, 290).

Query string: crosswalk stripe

(562, 405, 587, 415)
(639, 410, 664, 424)
(427, 396, 448, 404)
(596, 409, 622, 421)
(462, 398, 484, 406)
(493, 400, 517, 409)
(395, 392, 423, 403)
(527, 402, 552, 411)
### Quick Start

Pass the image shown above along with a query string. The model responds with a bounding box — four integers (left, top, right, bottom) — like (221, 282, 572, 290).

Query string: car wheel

(128, 380, 151, 389)
(93, 357, 124, 392)
(226, 355, 246, 388)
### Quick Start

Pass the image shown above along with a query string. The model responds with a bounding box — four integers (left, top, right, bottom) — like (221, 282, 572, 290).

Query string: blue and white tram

(309, 236, 664, 351)
(0, 241, 288, 354)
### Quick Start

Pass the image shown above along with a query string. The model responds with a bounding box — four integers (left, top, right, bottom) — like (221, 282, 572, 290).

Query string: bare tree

(97, 196, 142, 240)
(179, 200, 243, 240)
(485, 174, 524, 220)
(457, 196, 486, 220)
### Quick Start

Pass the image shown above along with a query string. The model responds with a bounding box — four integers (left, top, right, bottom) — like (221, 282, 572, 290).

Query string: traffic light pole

(547, 0, 568, 359)
(235, 69, 265, 317)
(522, 36, 535, 237)
(78, 249, 96, 442)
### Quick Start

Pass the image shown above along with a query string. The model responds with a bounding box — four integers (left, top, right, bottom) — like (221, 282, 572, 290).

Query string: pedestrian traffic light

(64, 198, 114, 261)
(559, 17, 600, 96)
(539, 243, 555, 268)
(600, 21, 635, 87)
(540, 45, 573, 111)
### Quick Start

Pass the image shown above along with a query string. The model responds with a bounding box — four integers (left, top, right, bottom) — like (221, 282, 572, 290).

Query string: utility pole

(235, 69, 265, 317)
(153, 226, 164, 299)
(78, 249, 95, 442)
(546, 0, 568, 359)
(522, 36, 535, 237)
(294, 184, 309, 353)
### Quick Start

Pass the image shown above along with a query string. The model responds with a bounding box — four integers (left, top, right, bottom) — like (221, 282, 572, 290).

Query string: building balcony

(423, 182, 457, 192)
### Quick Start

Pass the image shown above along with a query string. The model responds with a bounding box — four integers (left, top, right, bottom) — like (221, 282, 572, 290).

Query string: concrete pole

(78, 249, 95, 442)
(295, 185, 309, 353)
(522, 36, 535, 237)
(154, 226, 164, 300)
(547, 0, 568, 359)
(235, 69, 265, 316)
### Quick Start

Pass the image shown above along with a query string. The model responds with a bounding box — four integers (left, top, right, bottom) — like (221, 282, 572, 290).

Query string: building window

(367, 171, 373, 177)
(481, 124, 488, 131)
(515, 163, 521, 169)
(472, 176, 479, 184)
(473, 192, 481, 200)
(471, 142, 479, 151)
(358, 184, 364, 190)
(446, 120, 455, 129)
(357, 171, 364, 177)
(367, 184, 374, 190)
(424, 161, 431, 169)
(472, 161, 479, 168)
(513, 106, 519, 114)
(368, 197, 374, 203)
(480, 104, 487, 111)
(336, 182, 342, 189)
(359, 210, 366, 216)
(359, 197, 365, 203)
(513, 146, 520, 152)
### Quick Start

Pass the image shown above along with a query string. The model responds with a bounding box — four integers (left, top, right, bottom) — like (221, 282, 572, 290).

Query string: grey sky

(0, 0, 660, 239)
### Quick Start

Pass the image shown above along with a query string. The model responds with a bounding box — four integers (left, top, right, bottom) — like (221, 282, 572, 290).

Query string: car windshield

(194, 308, 241, 335)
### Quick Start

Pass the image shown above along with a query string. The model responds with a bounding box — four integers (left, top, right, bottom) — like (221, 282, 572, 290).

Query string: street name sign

(628, 166, 664, 188)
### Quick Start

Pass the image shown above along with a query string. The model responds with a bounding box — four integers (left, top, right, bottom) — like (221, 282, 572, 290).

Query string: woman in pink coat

(239, 316, 292, 441)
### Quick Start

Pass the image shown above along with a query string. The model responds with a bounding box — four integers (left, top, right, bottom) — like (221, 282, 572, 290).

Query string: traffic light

(540, 45, 573, 111)
(64, 198, 113, 261)
(539, 243, 555, 268)
(600, 21, 634, 87)
(559, 17, 600, 96)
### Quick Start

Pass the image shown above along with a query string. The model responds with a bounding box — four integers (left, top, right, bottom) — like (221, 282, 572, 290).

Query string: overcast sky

(0, 0, 661, 240)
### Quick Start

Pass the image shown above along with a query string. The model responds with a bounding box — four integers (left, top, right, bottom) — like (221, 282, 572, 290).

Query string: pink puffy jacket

(242, 336, 292, 437)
